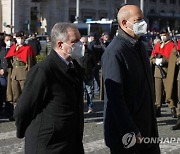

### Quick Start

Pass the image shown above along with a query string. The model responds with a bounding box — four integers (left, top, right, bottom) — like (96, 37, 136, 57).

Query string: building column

(0, 0, 2, 32)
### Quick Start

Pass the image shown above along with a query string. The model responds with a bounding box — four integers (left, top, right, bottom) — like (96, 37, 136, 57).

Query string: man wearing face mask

(150, 28, 177, 118)
(78, 36, 96, 113)
(5, 32, 36, 119)
(13, 23, 85, 154)
(0, 34, 14, 118)
(102, 5, 160, 154)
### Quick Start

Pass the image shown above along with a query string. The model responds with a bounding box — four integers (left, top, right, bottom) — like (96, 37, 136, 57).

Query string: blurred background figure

(79, 36, 96, 113)
(45, 35, 52, 55)
(28, 33, 41, 56)
(153, 36, 161, 47)
(172, 53, 180, 130)
(0, 34, 14, 119)
(88, 33, 100, 96)
(99, 32, 111, 52)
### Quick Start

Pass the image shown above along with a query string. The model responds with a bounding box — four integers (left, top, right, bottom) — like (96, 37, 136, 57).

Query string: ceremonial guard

(150, 28, 177, 117)
(170, 41, 180, 130)
(5, 32, 36, 110)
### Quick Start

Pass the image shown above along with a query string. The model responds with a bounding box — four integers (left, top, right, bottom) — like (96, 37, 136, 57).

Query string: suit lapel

(49, 50, 82, 85)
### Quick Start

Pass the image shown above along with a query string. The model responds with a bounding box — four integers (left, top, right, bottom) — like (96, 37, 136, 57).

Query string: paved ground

(0, 100, 180, 154)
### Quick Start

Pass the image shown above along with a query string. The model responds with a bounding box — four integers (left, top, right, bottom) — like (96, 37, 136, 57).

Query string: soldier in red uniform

(5, 32, 36, 119)
(150, 28, 177, 118)
(171, 39, 180, 130)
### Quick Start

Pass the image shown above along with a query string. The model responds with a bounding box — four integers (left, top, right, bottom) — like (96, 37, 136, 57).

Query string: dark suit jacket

(78, 47, 96, 81)
(102, 29, 160, 153)
(14, 50, 84, 154)
(28, 39, 41, 55)
(0, 47, 8, 77)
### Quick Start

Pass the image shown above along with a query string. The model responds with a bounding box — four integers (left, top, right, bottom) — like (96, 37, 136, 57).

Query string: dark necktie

(67, 62, 80, 85)
(68, 62, 78, 75)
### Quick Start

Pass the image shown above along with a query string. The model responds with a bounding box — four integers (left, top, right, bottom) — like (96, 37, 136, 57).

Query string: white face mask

(127, 19, 147, 38)
(5, 40, 13, 48)
(88, 37, 92, 42)
(16, 38, 24, 45)
(64, 41, 85, 59)
(160, 36, 169, 42)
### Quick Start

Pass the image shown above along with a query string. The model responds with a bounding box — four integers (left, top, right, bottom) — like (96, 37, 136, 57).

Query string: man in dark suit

(14, 22, 85, 154)
(102, 5, 160, 154)
(79, 36, 96, 113)
(0, 34, 14, 119)
(28, 33, 41, 55)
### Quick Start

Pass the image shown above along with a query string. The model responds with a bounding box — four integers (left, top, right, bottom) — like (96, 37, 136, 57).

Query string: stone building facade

(0, 0, 180, 34)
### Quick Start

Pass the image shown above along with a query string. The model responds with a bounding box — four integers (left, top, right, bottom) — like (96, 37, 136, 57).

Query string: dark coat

(102, 29, 160, 153)
(78, 47, 96, 81)
(28, 39, 41, 55)
(14, 50, 84, 154)
(0, 47, 8, 77)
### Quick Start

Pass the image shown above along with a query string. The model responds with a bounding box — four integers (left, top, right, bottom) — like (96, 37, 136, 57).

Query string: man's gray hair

(51, 22, 77, 49)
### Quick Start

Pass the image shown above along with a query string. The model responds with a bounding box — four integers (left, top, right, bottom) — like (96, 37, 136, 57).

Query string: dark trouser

(0, 77, 14, 117)
(84, 80, 93, 109)
(177, 80, 180, 117)
(0, 77, 7, 109)
(94, 66, 100, 93)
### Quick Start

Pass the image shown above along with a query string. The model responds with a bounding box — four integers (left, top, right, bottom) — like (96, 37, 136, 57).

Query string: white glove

(155, 58, 162, 66)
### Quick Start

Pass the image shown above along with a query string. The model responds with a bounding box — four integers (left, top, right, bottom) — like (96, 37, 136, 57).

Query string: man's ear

(122, 20, 127, 27)
(57, 41, 63, 49)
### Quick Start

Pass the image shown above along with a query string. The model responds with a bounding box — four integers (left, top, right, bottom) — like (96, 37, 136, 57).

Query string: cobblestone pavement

(0, 100, 180, 154)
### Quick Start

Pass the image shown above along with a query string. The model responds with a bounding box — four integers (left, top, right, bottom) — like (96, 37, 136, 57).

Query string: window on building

(170, 0, 176, 4)
(160, 0, 166, 3)
(150, 0, 156, 2)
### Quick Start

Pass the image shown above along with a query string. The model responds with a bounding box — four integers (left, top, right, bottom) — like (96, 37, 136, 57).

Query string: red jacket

(6, 44, 35, 63)
(151, 41, 176, 59)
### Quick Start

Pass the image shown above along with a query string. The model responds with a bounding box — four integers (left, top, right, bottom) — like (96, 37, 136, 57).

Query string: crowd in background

(0, 27, 180, 130)
(0, 30, 112, 118)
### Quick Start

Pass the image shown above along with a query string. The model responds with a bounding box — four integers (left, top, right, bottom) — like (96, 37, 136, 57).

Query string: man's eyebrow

(73, 39, 80, 43)
(134, 18, 143, 22)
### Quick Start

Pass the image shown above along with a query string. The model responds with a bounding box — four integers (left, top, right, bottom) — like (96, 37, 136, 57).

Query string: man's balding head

(117, 5, 143, 25)
(117, 5, 145, 39)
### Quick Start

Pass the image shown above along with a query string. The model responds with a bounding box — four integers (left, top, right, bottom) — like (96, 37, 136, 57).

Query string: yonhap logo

(122, 132, 136, 148)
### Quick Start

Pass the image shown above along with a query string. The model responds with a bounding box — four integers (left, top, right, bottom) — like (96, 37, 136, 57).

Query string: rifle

(155, 54, 166, 79)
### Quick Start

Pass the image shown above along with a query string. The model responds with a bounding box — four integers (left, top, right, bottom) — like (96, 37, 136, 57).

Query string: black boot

(171, 107, 177, 118)
(171, 117, 180, 130)
(156, 107, 161, 117)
